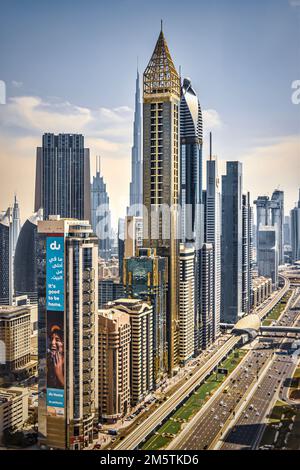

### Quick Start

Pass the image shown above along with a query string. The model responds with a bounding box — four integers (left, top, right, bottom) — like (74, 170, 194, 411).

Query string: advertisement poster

(46, 310, 65, 416)
(46, 236, 64, 311)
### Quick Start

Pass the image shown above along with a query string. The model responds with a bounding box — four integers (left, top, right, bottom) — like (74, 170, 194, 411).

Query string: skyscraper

(104, 299, 153, 406)
(291, 189, 300, 263)
(0, 207, 15, 305)
(254, 190, 284, 266)
(37, 216, 98, 450)
(124, 216, 143, 259)
(205, 138, 221, 340)
(242, 192, 253, 314)
(221, 162, 243, 323)
(179, 244, 195, 364)
(12, 195, 21, 254)
(91, 156, 112, 260)
(14, 210, 43, 303)
(0, 210, 11, 305)
(118, 218, 125, 279)
(143, 27, 180, 373)
(257, 226, 278, 288)
(123, 248, 168, 384)
(270, 190, 284, 266)
(284, 215, 291, 246)
(129, 69, 143, 215)
(199, 243, 214, 350)
(98, 308, 131, 422)
(180, 77, 204, 353)
(35, 133, 91, 221)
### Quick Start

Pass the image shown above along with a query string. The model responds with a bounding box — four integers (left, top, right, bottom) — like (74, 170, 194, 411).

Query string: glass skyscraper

(129, 69, 143, 215)
(221, 161, 243, 323)
(142, 28, 180, 373)
(35, 133, 91, 221)
(180, 77, 203, 353)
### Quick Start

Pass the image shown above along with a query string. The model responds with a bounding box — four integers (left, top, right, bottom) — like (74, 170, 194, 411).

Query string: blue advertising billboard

(46, 237, 64, 311)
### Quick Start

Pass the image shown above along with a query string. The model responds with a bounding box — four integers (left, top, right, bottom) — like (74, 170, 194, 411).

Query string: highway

(168, 340, 275, 450)
(256, 274, 290, 321)
(115, 273, 291, 450)
(168, 281, 297, 451)
(115, 335, 240, 450)
(219, 292, 300, 450)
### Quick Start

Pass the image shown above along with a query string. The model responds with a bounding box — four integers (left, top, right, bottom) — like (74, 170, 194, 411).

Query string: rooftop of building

(0, 387, 28, 405)
(103, 298, 152, 315)
(0, 305, 31, 317)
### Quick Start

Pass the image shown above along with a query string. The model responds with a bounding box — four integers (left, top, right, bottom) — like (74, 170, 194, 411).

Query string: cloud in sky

(240, 135, 300, 209)
(1, 94, 298, 227)
(0, 94, 223, 225)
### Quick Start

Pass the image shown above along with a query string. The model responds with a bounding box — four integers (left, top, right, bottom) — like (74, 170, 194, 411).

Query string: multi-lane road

(168, 283, 299, 451)
(218, 292, 300, 450)
(115, 274, 292, 451)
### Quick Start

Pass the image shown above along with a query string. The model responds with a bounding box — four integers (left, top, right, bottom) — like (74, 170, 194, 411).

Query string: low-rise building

(0, 387, 29, 443)
(0, 305, 31, 376)
(98, 308, 131, 423)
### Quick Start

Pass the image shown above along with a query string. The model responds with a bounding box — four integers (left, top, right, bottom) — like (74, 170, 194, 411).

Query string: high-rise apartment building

(0, 210, 11, 305)
(98, 308, 131, 422)
(242, 192, 253, 314)
(254, 190, 284, 265)
(37, 216, 98, 450)
(199, 244, 214, 350)
(99, 278, 124, 309)
(35, 133, 91, 221)
(123, 248, 168, 384)
(104, 299, 153, 406)
(124, 216, 143, 259)
(129, 69, 143, 215)
(257, 226, 278, 288)
(178, 244, 195, 364)
(12, 195, 21, 254)
(205, 143, 221, 340)
(91, 156, 112, 260)
(291, 189, 300, 263)
(221, 162, 243, 323)
(180, 77, 204, 353)
(143, 28, 180, 373)
(14, 210, 43, 303)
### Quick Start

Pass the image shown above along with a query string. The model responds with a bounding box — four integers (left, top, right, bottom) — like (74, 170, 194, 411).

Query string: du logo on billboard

(46, 237, 64, 311)
(50, 240, 61, 251)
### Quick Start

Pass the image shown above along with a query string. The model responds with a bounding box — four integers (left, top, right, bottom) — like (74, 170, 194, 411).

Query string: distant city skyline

(0, 0, 299, 226)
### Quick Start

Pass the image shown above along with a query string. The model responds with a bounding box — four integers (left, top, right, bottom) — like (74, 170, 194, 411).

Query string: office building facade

(178, 244, 195, 364)
(123, 248, 168, 384)
(180, 77, 204, 353)
(91, 156, 112, 260)
(291, 189, 300, 263)
(143, 28, 180, 373)
(129, 69, 143, 215)
(104, 299, 153, 406)
(257, 226, 278, 288)
(199, 244, 214, 349)
(221, 162, 243, 323)
(37, 217, 98, 450)
(35, 133, 91, 221)
(98, 309, 131, 422)
(205, 151, 221, 340)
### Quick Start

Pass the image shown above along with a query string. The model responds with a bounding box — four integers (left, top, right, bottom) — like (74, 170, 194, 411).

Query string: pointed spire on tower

(143, 27, 180, 98)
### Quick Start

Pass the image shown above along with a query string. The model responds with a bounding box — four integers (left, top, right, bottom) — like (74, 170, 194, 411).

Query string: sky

(0, 0, 299, 227)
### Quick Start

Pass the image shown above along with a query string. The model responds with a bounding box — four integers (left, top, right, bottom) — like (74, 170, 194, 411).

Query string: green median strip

(262, 290, 293, 326)
(142, 349, 247, 450)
